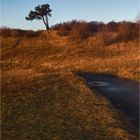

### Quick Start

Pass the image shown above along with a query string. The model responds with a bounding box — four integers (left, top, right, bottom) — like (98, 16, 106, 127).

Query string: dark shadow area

(77, 72, 139, 128)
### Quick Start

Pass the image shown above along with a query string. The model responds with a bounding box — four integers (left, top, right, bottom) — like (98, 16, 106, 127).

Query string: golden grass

(2, 72, 138, 139)
(1, 30, 140, 139)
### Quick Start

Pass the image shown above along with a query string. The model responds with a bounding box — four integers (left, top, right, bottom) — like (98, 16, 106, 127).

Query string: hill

(1, 21, 140, 139)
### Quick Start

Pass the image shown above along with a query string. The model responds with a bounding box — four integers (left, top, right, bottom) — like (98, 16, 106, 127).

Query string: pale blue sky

(1, 0, 139, 30)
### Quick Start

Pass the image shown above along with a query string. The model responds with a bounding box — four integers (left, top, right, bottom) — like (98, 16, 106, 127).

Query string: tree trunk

(42, 16, 49, 30)
(45, 15, 49, 30)
(45, 24, 48, 30)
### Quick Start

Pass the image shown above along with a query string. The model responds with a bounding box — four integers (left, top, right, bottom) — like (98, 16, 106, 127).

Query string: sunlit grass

(1, 30, 139, 139)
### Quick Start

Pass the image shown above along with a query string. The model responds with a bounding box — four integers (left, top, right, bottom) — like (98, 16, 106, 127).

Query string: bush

(23, 30, 41, 38)
(10, 29, 24, 37)
(100, 32, 119, 45)
(99, 21, 139, 45)
(0, 27, 11, 37)
(118, 22, 139, 41)
(70, 22, 90, 41)
(107, 21, 118, 31)
(0, 28, 25, 38)
(56, 23, 71, 36)
(0, 28, 42, 38)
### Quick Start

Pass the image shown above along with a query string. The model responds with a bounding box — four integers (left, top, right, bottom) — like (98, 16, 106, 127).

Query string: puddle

(88, 81, 110, 87)
(107, 86, 128, 92)
(78, 72, 139, 128)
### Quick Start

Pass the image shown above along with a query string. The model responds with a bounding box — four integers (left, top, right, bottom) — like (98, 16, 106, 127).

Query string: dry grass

(1, 29, 140, 139)
(2, 71, 138, 139)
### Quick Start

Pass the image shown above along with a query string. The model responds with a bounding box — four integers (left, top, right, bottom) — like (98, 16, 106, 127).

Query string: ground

(1, 30, 140, 139)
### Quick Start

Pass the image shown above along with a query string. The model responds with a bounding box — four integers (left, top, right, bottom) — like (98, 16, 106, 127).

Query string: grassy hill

(1, 21, 140, 139)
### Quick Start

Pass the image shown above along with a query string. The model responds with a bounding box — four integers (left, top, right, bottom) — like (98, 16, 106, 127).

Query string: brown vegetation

(52, 20, 139, 44)
(0, 27, 42, 38)
(1, 20, 140, 139)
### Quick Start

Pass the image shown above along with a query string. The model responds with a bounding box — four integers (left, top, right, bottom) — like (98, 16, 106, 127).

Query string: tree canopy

(26, 4, 52, 30)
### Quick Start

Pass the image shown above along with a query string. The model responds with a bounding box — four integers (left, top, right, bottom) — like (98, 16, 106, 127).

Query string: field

(1, 27, 140, 139)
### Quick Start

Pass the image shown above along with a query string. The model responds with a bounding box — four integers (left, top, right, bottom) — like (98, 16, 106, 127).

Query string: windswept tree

(26, 4, 52, 30)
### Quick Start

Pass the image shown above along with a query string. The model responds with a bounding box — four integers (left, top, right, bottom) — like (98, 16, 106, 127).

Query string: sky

(0, 0, 139, 30)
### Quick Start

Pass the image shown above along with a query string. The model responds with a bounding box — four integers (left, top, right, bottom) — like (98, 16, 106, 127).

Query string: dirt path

(78, 72, 139, 128)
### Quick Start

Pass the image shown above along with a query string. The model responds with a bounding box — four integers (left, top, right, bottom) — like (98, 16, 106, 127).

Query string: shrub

(10, 29, 24, 37)
(57, 24, 71, 36)
(70, 22, 90, 41)
(0, 28, 25, 38)
(118, 22, 139, 41)
(23, 30, 41, 38)
(107, 21, 118, 31)
(100, 32, 119, 45)
(52, 22, 71, 36)
(0, 27, 11, 37)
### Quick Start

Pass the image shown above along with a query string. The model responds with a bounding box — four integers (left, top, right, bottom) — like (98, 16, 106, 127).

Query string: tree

(26, 4, 52, 30)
